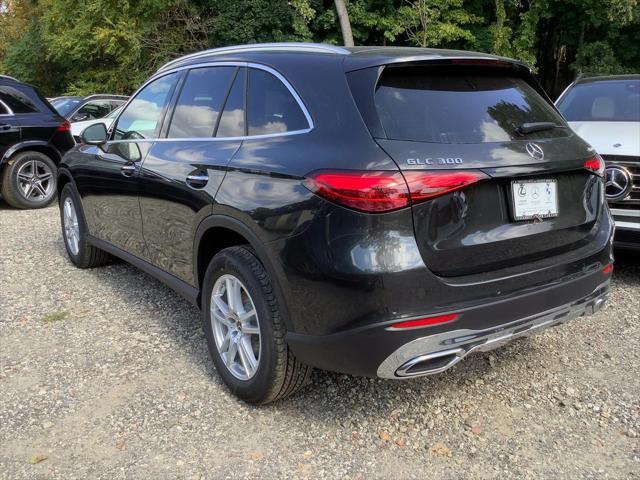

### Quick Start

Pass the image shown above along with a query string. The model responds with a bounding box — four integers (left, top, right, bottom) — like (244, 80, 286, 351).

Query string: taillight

(602, 263, 614, 275)
(57, 121, 71, 133)
(402, 170, 489, 205)
(303, 171, 410, 213)
(584, 155, 605, 177)
(388, 313, 459, 330)
(304, 170, 488, 213)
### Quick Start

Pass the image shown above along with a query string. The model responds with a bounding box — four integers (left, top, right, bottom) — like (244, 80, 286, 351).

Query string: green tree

(398, 0, 481, 48)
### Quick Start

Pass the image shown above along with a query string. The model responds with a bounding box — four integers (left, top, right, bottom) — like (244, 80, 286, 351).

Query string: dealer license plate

(511, 179, 559, 221)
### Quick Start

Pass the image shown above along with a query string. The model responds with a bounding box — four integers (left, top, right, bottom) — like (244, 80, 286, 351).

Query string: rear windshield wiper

(517, 122, 566, 135)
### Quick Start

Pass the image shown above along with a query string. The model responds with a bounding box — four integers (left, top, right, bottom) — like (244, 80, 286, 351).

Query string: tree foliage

(0, 0, 638, 97)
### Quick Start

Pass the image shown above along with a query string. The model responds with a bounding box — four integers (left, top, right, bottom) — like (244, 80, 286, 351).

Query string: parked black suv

(1, 75, 75, 208)
(57, 44, 614, 403)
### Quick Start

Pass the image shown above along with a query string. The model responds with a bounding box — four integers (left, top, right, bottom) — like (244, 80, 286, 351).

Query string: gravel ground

(1, 202, 639, 480)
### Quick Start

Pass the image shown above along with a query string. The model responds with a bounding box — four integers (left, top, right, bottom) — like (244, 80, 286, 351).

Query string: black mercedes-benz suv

(1, 75, 75, 208)
(57, 44, 614, 403)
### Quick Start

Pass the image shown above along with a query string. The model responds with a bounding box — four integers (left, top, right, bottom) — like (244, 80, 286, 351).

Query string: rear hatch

(348, 62, 604, 276)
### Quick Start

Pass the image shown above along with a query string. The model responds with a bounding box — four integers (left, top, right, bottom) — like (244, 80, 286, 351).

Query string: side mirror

(81, 123, 108, 145)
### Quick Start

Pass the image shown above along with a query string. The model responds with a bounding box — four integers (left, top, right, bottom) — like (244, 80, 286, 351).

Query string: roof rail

(0, 74, 20, 82)
(84, 94, 129, 100)
(157, 43, 350, 73)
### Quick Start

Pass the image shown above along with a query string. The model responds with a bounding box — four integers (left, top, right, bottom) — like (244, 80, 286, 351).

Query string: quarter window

(114, 72, 179, 140)
(216, 68, 246, 138)
(247, 68, 308, 135)
(168, 67, 236, 138)
(0, 86, 37, 113)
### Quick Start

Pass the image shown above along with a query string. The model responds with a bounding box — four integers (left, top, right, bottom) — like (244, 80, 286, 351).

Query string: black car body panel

(58, 44, 613, 380)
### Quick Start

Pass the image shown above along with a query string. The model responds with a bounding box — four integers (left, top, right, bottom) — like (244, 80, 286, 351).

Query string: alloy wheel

(211, 274, 261, 380)
(16, 159, 54, 202)
(62, 197, 80, 256)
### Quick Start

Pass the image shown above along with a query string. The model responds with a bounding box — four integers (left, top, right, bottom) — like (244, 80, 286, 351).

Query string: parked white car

(556, 75, 640, 249)
(70, 105, 123, 142)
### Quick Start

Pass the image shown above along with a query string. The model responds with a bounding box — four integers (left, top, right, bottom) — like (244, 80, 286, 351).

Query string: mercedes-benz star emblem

(605, 166, 632, 201)
(525, 142, 544, 160)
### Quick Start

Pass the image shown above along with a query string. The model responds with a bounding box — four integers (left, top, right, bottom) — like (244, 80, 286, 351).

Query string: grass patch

(40, 310, 70, 323)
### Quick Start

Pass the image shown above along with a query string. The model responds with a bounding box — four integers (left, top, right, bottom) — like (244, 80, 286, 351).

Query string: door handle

(121, 164, 136, 177)
(0, 124, 14, 131)
(186, 172, 209, 188)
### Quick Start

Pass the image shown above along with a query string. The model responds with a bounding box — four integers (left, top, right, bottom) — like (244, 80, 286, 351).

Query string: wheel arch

(194, 215, 293, 330)
(56, 167, 76, 199)
(1, 141, 62, 167)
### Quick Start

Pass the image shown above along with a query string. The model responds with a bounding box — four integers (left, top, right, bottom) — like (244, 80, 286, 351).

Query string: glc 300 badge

(406, 157, 463, 165)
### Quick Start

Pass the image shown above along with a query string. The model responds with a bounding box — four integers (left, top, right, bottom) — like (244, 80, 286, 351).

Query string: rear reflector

(389, 313, 459, 330)
(57, 121, 71, 133)
(602, 263, 614, 275)
(304, 170, 488, 213)
(584, 155, 605, 176)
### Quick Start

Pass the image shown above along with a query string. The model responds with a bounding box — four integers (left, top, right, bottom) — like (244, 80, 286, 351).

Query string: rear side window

(168, 66, 236, 138)
(247, 68, 308, 135)
(557, 79, 640, 122)
(0, 85, 38, 113)
(374, 67, 566, 143)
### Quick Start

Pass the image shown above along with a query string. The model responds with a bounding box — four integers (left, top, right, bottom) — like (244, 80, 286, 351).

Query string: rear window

(375, 67, 566, 143)
(557, 79, 640, 122)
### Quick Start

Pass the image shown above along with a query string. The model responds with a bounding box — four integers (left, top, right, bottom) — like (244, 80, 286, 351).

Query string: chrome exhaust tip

(395, 348, 465, 377)
(591, 297, 606, 314)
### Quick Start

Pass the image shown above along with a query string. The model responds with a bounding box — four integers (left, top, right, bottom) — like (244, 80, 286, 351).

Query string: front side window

(113, 72, 179, 140)
(557, 79, 640, 122)
(247, 68, 308, 136)
(0, 99, 9, 115)
(168, 66, 235, 138)
(374, 66, 567, 143)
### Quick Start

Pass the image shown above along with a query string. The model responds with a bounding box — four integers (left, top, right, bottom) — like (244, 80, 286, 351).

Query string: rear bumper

(377, 281, 608, 378)
(286, 271, 611, 378)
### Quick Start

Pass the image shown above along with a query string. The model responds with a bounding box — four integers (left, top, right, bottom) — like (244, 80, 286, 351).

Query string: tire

(202, 246, 312, 404)
(1, 151, 57, 209)
(59, 183, 111, 268)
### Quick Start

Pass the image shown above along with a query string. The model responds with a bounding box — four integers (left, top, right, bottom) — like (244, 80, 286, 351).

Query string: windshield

(557, 79, 640, 122)
(374, 66, 567, 143)
(51, 97, 82, 116)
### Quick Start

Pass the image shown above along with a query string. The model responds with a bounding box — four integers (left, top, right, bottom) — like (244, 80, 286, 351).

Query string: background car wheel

(202, 246, 312, 404)
(1, 151, 57, 209)
(59, 183, 111, 268)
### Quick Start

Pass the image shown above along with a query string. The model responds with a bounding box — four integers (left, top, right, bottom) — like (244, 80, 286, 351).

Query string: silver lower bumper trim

(377, 283, 609, 379)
